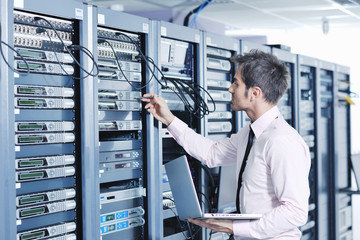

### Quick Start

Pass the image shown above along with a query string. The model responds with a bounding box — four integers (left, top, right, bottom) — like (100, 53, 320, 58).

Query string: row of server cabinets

(0, 0, 353, 239)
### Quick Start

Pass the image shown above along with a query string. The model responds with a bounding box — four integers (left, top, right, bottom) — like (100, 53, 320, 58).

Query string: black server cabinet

(316, 60, 336, 240)
(334, 65, 353, 240)
(156, 21, 203, 240)
(96, 7, 150, 240)
(202, 32, 240, 240)
(297, 55, 318, 240)
(12, 1, 89, 239)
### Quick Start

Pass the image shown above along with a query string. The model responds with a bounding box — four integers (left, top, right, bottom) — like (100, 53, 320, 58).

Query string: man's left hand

(188, 218, 233, 234)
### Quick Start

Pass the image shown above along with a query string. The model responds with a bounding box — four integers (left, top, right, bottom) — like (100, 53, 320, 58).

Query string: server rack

(271, 47, 297, 128)
(297, 55, 318, 240)
(316, 60, 336, 240)
(8, 1, 98, 240)
(202, 31, 239, 240)
(95, 7, 151, 240)
(153, 20, 203, 240)
(334, 65, 353, 240)
(239, 40, 271, 127)
(0, 0, 16, 239)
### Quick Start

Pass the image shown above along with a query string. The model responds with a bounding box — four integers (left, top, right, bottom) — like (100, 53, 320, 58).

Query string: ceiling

(88, 0, 360, 36)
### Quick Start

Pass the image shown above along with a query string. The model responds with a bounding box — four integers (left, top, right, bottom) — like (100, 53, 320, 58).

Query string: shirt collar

(250, 106, 281, 138)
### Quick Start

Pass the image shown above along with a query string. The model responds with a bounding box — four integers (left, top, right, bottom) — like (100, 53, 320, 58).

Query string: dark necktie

(235, 127, 255, 213)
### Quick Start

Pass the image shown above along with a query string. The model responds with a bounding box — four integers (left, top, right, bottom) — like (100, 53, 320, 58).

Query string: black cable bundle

(99, 32, 216, 119)
(34, 16, 99, 79)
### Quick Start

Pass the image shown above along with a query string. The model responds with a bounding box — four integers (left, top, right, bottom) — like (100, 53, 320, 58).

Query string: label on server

(16, 166, 75, 182)
(15, 121, 74, 132)
(208, 90, 231, 102)
(98, 101, 141, 111)
(100, 150, 142, 163)
(15, 97, 74, 109)
(15, 47, 74, 63)
(17, 188, 76, 207)
(100, 217, 145, 235)
(99, 121, 142, 131)
(100, 206, 145, 224)
(15, 133, 75, 145)
(17, 222, 76, 240)
(15, 85, 74, 97)
(15, 60, 74, 75)
(16, 155, 75, 170)
(98, 90, 141, 101)
(16, 200, 76, 219)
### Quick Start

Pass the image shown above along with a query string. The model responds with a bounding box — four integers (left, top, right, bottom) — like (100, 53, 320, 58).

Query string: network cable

(97, 38, 159, 90)
(184, 0, 213, 27)
(188, 0, 214, 28)
(112, 32, 216, 118)
(33, 16, 99, 79)
(101, 32, 216, 118)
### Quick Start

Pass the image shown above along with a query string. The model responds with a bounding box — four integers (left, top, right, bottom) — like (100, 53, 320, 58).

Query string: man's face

(228, 68, 250, 111)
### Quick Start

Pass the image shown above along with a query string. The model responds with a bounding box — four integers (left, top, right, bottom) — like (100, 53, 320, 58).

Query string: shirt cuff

(167, 117, 188, 141)
(233, 220, 251, 239)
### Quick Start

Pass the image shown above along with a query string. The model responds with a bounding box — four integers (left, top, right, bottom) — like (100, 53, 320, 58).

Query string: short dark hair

(231, 49, 289, 104)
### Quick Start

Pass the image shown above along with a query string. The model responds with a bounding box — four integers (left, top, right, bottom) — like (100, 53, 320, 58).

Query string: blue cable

(188, 0, 213, 28)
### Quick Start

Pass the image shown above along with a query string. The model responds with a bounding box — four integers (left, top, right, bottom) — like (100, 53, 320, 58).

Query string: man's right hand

(142, 93, 175, 126)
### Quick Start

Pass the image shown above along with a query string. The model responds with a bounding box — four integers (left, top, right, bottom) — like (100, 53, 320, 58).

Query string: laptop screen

(217, 165, 237, 213)
(164, 155, 203, 220)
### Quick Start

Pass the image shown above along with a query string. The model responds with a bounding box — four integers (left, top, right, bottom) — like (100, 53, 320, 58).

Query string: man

(142, 50, 311, 239)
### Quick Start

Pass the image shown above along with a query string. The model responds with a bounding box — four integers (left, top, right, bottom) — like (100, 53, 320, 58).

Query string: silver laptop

(164, 155, 262, 221)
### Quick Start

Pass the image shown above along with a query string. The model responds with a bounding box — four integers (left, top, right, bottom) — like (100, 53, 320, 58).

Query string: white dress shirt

(167, 106, 311, 239)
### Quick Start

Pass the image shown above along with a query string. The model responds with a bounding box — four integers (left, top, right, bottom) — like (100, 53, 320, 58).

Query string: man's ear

(250, 86, 262, 100)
